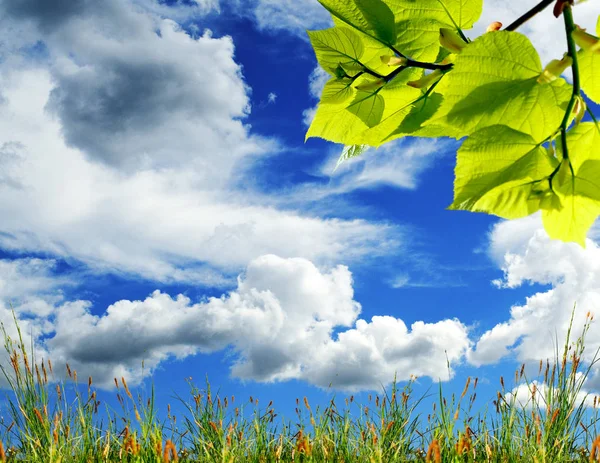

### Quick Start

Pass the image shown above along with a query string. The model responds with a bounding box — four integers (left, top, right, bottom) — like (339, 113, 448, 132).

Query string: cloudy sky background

(0, 0, 599, 421)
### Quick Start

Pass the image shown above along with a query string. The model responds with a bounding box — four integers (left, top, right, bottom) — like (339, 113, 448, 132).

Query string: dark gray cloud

(1, 0, 94, 31)
(47, 58, 198, 166)
(1, 0, 250, 171)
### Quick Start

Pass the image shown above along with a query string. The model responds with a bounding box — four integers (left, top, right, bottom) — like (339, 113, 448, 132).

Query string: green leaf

(351, 68, 425, 145)
(383, 91, 463, 140)
(438, 0, 483, 29)
(307, 27, 393, 77)
(385, 0, 481, 61)
(346, 76, 386, 127)
(426, 31, 572, 142)
(335, 144, 369, 171)
(320, 78, 357, 106)
(306, 99, 367, 145)
(578, 47, 600, 104)
(317, 0, 396, 46)
(542, 123, 600, 246)
(307, 28, 365, 75)
(449, 125, 558, 219)
(542, 160, 600, 247)
(306, 68, 423, 146)
(563, 121, 600, 168)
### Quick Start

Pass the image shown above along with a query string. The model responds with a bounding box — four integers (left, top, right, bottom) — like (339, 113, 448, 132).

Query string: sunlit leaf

(542, 123, 600, 246)
(449, 125, 558, 219)
(335, 144, 369, 171)
(385, 0, 482, 61)
(317, 0, 396, 45)
(320, 78, 357, 106)
(578, 46, 600, 104)
(307, 26, 393, 76)
(307, 28, 366, 75)
(426, 31, 572, 142)
(306, 68, 423, 145)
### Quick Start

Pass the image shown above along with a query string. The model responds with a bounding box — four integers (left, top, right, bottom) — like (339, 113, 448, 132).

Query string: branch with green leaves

(304, 0, 600, 246)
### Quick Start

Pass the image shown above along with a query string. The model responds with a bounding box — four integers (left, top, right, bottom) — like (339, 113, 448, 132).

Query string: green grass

(0, 309, 599, 462)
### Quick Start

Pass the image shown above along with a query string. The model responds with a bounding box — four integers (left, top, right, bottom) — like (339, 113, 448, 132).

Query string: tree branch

(504, 0, 556, 32)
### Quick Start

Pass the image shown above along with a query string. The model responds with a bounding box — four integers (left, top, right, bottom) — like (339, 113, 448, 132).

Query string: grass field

(0, 310, 599, 462)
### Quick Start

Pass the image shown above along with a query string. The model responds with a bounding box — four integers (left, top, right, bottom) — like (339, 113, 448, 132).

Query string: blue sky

(0, 0, 600, 428)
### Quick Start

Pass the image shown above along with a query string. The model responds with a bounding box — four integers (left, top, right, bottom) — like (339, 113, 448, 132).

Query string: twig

(505, 0, 556, 31)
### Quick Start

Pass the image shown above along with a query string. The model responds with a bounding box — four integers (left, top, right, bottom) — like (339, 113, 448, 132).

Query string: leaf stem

(559, 4, 581, 161)
(362, 68, 386, 80)
(505, 0, 556, 31)
(360, 60, 453, 85)
(406, 60, 453, 72)
(382, 60, 452, 83)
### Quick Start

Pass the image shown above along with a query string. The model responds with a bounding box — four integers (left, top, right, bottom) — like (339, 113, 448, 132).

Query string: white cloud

(230, 0, 331, 37)
(0, 1, 401, 285)
(0, 258, 73, 388)
(321, 138, 454, 191)
(136, 0, 221, 18)
(303, 66, 329, 126)
(505, 378, 597, 409)
(23, 254, 468, 391)
(48, 18, 251, 172)
(280, 136, 455, 207)
(0, 258, 72, 318)
(468, 216, 600, 372)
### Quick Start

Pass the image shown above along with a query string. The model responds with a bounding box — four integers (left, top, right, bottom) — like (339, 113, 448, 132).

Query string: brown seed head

(460, 377, 471, 399)
(121, 377, 132, 399)
(34, 408, 44, 425)
(163, 439, 178, 463)
(425, 439, 441, 463)
(385, 420, 395, 433)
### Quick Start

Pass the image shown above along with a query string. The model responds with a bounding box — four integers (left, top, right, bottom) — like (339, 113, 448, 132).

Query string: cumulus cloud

(468, 216, 600, 375)
(0, 1, 400, 285)
(3, 0, 251, 173)
(0, 254, 471, 392)
(32, 254, 469, 391)
(0, 0, 472, 394)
